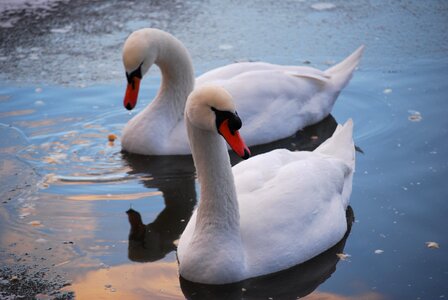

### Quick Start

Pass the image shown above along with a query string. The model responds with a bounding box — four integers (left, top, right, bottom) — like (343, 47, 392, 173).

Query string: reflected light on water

(17, 119, 57, 128)
(68, 260, 385, 300)
(68, 262, 183, 299)
(303, 291, 384, 300)
(0, 109, 35, 117)
(64, 191, 162, 201)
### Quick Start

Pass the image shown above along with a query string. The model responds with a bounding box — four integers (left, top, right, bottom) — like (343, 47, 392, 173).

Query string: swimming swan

(176, 85, 355, 284)
(121, 28, 363, 155)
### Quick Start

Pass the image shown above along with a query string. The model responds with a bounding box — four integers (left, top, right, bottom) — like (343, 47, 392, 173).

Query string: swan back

(195, 46, 364, 148)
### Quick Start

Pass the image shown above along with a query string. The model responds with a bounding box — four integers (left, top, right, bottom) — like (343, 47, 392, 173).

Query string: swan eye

(211, 107, 242, 135)
(125, 62, 144, 86)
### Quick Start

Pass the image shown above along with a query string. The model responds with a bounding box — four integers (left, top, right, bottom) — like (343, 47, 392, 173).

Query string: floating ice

(336, 253, 351, 260)
(311, 2, 336, 11)
(408, 110, 422, 122)
(426, 241, 439, 249)
(219, 44, 234, 50)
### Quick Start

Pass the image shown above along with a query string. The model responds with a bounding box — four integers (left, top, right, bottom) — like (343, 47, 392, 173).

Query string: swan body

(177, 85, 356, 284)
(121, 28, 364, 155)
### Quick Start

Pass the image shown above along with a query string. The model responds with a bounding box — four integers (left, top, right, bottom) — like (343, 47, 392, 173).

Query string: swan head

(122, 29, 157, 110)
(186, 85, 251, 160)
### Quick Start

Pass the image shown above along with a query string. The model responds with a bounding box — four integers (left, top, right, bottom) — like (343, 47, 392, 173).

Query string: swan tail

(315, 119, 355, 169)
(316, 119, 355, 209)
(324, 45, 365, 90)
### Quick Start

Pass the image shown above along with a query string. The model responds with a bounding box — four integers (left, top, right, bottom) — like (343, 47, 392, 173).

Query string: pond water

(1, 0, 447, 299)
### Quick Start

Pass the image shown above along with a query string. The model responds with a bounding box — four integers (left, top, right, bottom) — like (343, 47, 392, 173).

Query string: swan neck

(153, 32, 195, 115)
(187, 121, 240, 233)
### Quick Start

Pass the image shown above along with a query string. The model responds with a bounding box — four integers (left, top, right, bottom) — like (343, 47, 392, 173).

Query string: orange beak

(124, 77, 141, 110)
(218, 119, 251, 159)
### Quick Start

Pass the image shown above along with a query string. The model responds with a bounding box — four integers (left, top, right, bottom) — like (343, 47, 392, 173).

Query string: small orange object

(108, 134, 117, 142)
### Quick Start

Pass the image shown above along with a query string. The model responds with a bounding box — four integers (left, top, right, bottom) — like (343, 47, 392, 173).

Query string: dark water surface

(1, 1, 447, 299)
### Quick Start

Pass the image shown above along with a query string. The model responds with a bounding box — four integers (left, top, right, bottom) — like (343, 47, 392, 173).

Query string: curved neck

(150, 30, 195, 121)
(186, 120, 240, 235)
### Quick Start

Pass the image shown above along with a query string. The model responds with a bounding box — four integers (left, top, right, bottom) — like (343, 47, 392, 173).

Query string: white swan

(176, 85, 356, 284)
(121, 28, 364, 155)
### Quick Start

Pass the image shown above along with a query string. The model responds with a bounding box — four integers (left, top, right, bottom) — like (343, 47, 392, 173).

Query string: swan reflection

(123, 154, 197, 262)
